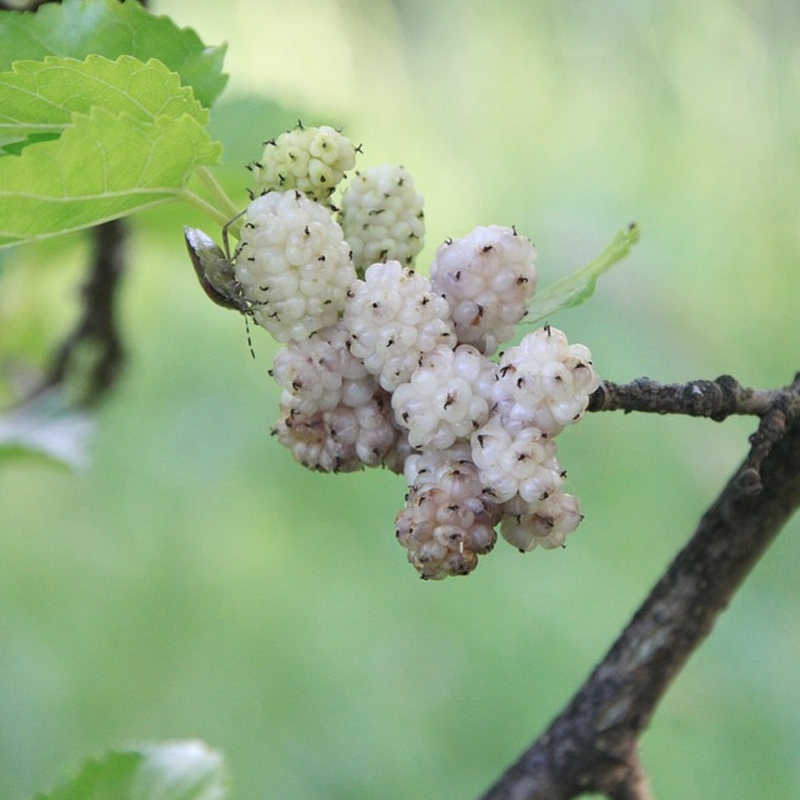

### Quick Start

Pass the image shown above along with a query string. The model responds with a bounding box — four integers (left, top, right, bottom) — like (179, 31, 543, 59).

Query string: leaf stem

(178, 190, 230, 228)
(195, 166, 242, 220)
(178, 167, 243, 231)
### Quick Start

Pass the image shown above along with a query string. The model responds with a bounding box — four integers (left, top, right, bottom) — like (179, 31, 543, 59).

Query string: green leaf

(0, 390, 93, 470)
(0, 55, 209, 139)
(33, 740, 229, 800)
(0, 101, 221, 247)
(525, 222, 641, 324)
(0, 0, 227, 107)
(0, 55, 223, 244)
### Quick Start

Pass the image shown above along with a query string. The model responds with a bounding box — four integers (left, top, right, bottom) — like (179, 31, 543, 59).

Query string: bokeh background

(2, 1, 800, 798)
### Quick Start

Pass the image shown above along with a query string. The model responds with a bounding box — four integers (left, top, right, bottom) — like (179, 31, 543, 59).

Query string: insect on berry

(184, 217, 259, 358)
(184, 226, 248, 313)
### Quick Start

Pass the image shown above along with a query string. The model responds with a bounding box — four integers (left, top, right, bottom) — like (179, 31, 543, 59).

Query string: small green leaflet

(0, 0, 227, 108)
(525, 222, 640, 324)
(0, 56, 222, 247)
(32, 740, 229, 800)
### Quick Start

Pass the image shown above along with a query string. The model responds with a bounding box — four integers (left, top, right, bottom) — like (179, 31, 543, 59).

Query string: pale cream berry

(235, 191, 356, 342)
(344, 260, 456, 391)
(431, 225, 537, 354)
(339, 165, 425, 275)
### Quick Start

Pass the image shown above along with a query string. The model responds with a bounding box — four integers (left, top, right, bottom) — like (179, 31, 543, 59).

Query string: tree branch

(29, 219, 128, 407)
(589, 375, 800, 494)
(0, 0, 62, 9)
(587, 375, 780, 419)
(479, 373, 800, 800)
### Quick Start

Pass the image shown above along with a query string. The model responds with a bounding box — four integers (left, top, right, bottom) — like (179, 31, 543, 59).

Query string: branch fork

(588, 373, 800, 493)
(480, 372, 800, 800)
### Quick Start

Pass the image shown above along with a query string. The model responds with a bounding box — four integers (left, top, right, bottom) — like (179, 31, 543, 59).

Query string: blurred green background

(2, 1, 800, 798)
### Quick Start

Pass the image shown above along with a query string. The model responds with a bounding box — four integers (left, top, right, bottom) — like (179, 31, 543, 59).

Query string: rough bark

(479, 374, 800, 800)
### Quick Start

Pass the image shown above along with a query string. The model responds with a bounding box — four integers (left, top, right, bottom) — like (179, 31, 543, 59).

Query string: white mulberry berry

(391, 344, 495, 450)
(344, 260, 456, 391)
(270, 321, 375, 416)
(430, 225, 537, 354)
(235, 191, 356, 342)
(500, 492, 583, 552)
(338, 165, 425, 275)
(273, 389, 399, 473)
(470, 416, 564, 503)
(492, 326, 600, 436)
(396, 445, 500, 579)
(248, 124, 357, 205)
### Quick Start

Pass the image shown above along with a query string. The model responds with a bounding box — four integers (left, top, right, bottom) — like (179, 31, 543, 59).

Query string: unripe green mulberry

(248, 123, 357, 206)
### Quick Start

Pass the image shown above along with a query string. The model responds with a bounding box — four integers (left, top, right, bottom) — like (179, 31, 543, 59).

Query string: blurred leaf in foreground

(0, 390, 94, 470)
(33, 740, 229, 800)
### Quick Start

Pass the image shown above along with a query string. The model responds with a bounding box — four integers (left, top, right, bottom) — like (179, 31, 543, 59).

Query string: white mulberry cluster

(430, 225, 537, 355)
(248, 123, 357, 205)
(338, 165, 425, 275)
(234, 190, 356, 342)
(190, 129, 602, 578)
